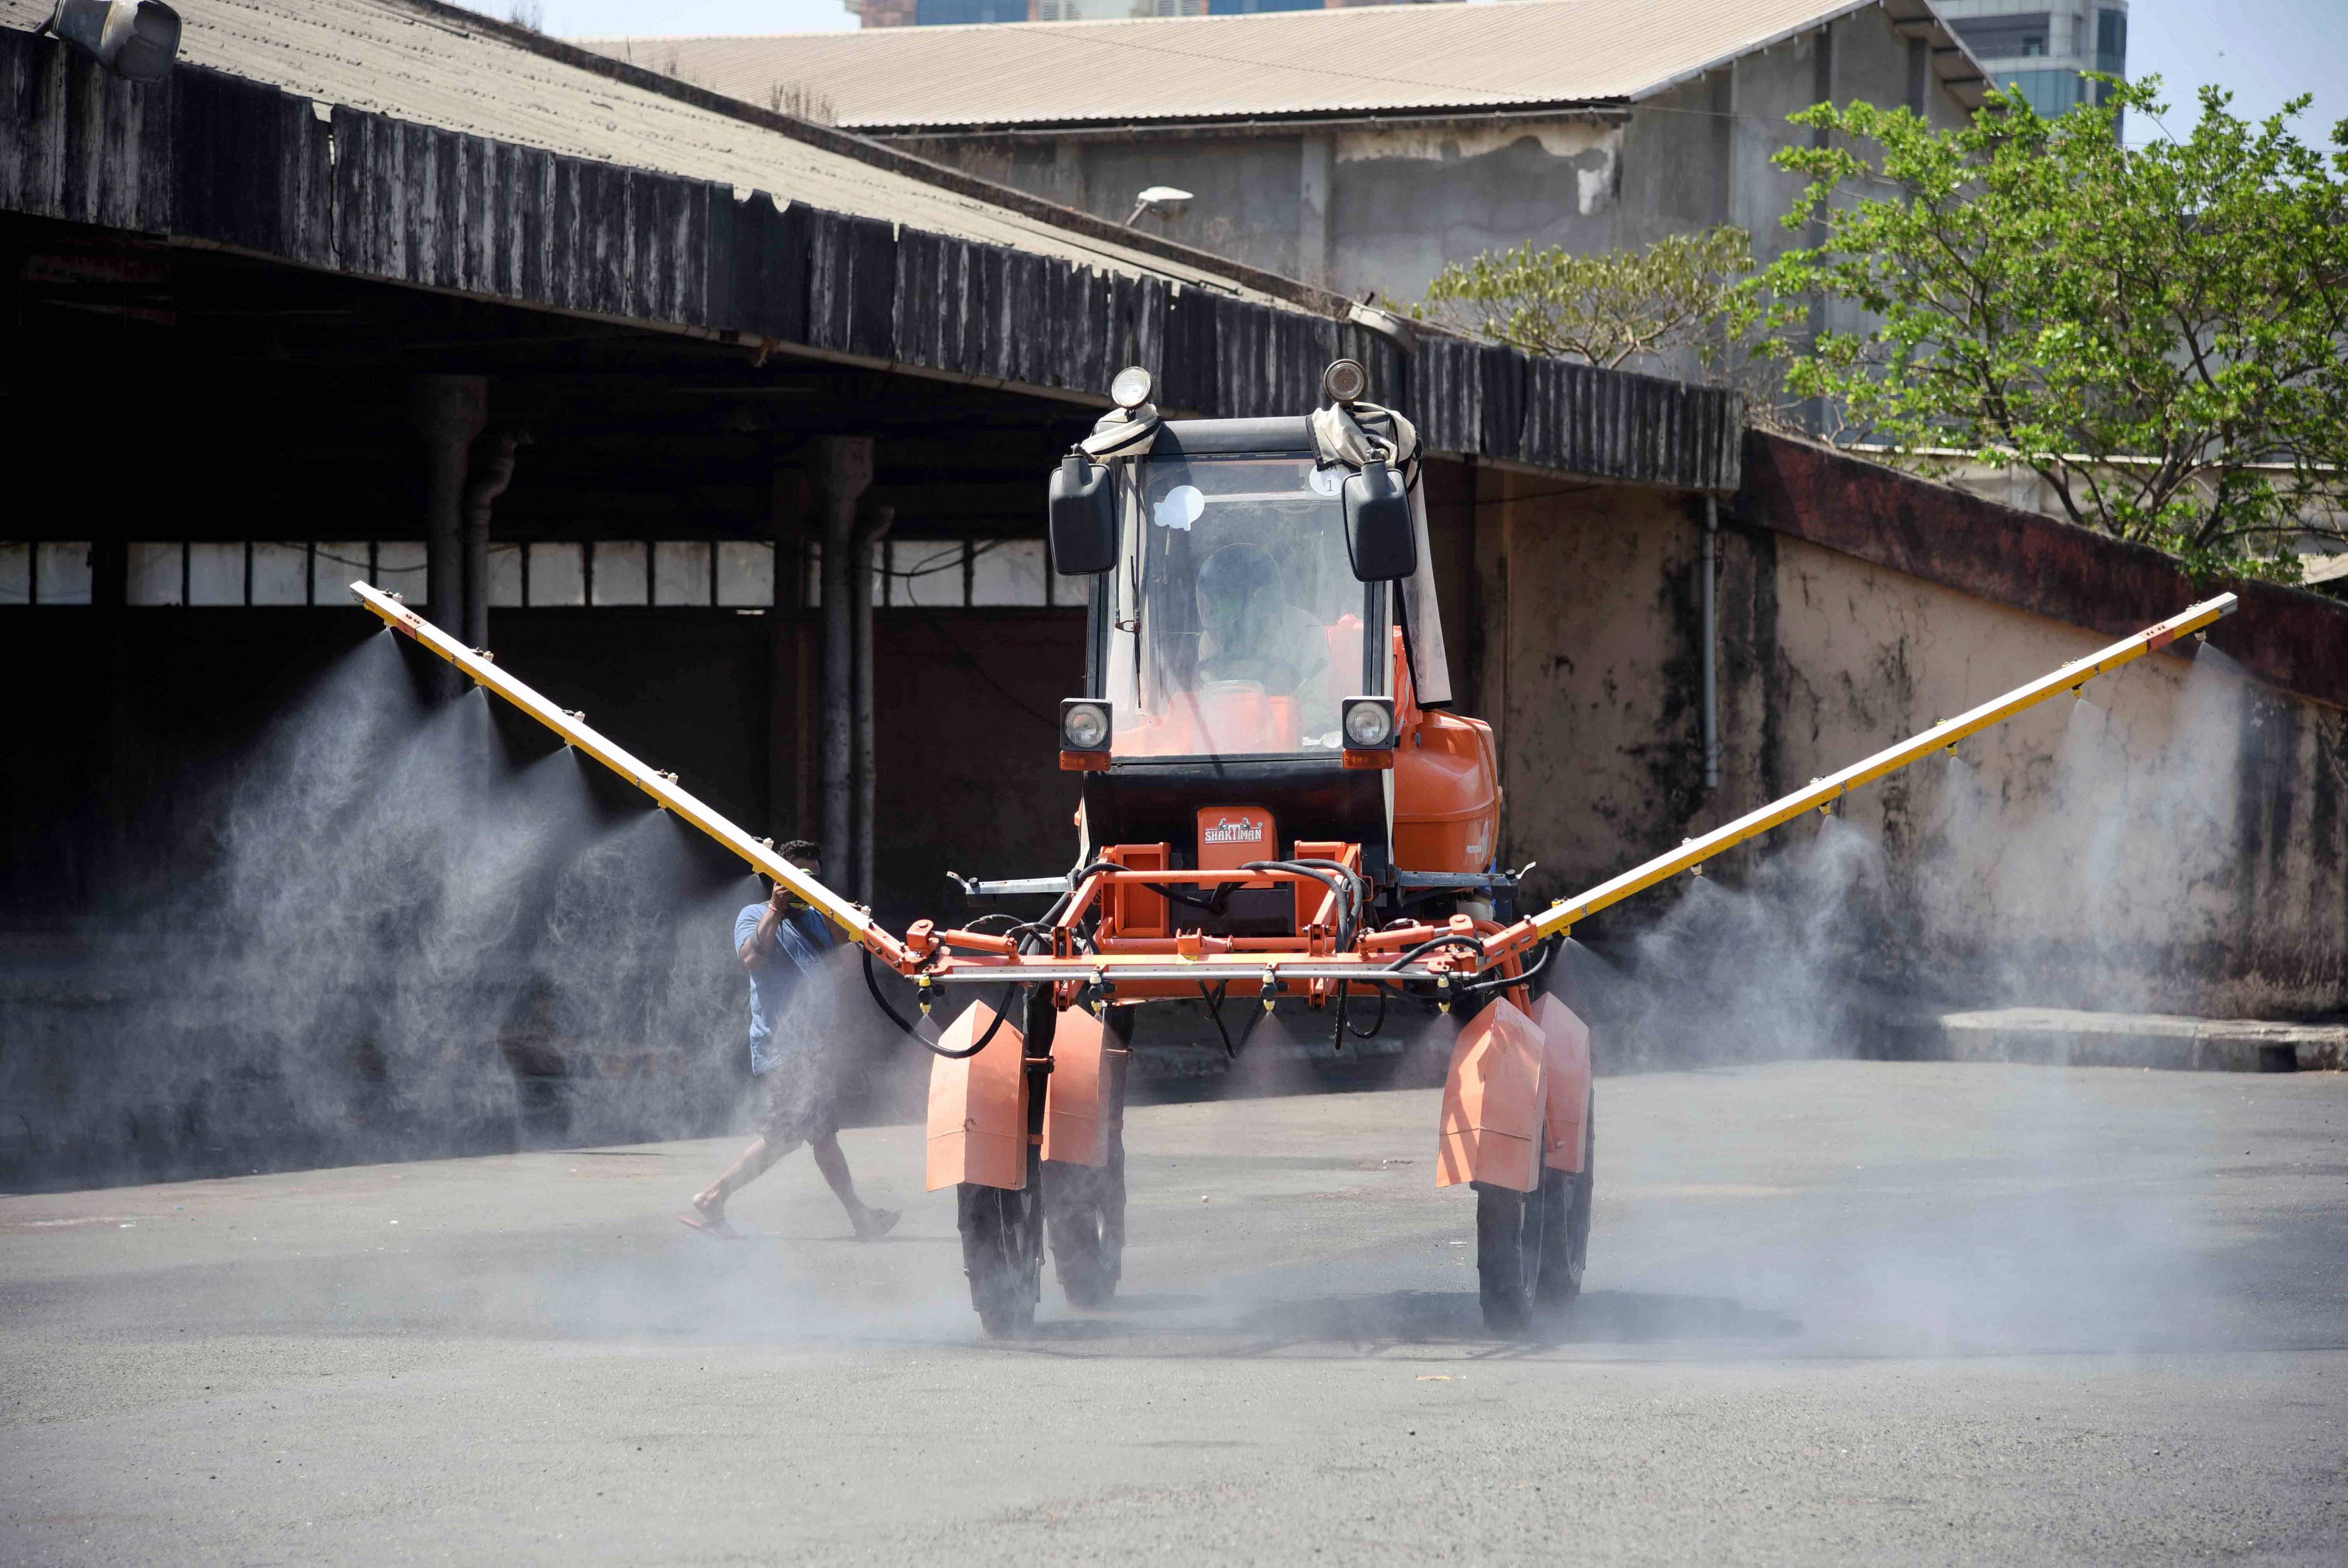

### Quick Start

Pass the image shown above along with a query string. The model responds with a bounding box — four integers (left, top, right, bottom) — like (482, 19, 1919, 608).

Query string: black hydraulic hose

(1241, 860, 1353, 952)
(1456, 935, 1563, 999)
(1285, 858, 1372, 937)
(1197, 982, 1238, 1059)
(864, 947, 1018, 1060)
(1384, 932, 1490, 972)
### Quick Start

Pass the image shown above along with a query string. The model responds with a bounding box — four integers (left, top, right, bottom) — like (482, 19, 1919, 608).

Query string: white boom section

(349, 582, 875, 944)
(1519, 593, 2239, 945)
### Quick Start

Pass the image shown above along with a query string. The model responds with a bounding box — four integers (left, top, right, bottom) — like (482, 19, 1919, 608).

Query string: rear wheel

(1535, 1104, 1593, 1307)
(1045, 1010, 1131, 1308)
(1474, 1180, 1543, 1335)
(1477, 1101, 1594, 1333)
(959, 1142, 1044, 1338)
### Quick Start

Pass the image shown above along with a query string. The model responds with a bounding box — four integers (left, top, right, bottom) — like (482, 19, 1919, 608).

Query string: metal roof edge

(393, 0, 1356, 318)
(863, 101, 1637, 142)
(1622, 0, 1990, 112)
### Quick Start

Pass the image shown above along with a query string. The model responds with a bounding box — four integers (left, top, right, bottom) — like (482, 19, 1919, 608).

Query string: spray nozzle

(916, 974, 933, 1018)
(1260, 967, 1278, 1013)
(1435, 974, 1452, 1015)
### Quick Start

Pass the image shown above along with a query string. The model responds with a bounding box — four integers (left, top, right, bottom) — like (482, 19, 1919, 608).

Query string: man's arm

(740, 887, 789, 968)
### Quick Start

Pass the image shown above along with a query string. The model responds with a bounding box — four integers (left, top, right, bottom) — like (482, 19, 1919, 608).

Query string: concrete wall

(1445, 462, 2347, 1022)
(898, 2, 1973, 319)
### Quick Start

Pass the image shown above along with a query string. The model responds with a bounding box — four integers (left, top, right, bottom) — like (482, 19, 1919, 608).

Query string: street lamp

(1125, 186, 1193, 226)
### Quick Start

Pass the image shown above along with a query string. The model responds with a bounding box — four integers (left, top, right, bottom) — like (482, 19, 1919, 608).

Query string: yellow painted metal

(347, 582, 876, 944)
(1511, 593, 2239, 949)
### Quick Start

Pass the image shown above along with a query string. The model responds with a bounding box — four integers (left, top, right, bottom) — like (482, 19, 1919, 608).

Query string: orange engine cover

(1393, 709, 1499, 874)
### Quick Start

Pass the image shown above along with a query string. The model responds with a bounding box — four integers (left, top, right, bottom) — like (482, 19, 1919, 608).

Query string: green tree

(1415, 226, 1762, 374)
(1759, 78, 2348, 580)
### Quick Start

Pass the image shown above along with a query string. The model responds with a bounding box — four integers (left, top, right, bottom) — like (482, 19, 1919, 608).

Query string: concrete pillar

(1299, 135, 1332, 287)
(408, 376, 486, 638)
(809, 436, 874, 893)
(850, 503, 894, 907)
(1053, 139, 1085, 212)
(769, 467, 813, 844)
(460, 426, 525, 651)
(1804, 25, 1836, 434)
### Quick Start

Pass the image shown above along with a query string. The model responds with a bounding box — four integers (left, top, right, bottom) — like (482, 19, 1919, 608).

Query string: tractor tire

(1045, 1132, 1124, 1308)
(1474, 1179, 1543, 1336)
(958, 1143, 1044, 1338)
(1045, 1009, 1132, 1309)
(1534, 1103, 1593, 1308)
(1477, 1103, 1595, 1332)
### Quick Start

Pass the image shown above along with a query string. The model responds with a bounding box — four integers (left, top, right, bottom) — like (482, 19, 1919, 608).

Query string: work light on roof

(1323, 358, 1368, 406)
(1110, 366, 1154, 411)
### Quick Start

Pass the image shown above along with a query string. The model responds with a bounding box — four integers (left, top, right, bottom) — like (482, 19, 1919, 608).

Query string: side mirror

(1342, 459, 1416, 581)
(1048, 455, 1119, 576)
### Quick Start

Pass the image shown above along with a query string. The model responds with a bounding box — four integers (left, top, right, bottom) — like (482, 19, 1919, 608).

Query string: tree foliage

(1415, 226, 1760, 373)
(1759, 78, 2348, 580)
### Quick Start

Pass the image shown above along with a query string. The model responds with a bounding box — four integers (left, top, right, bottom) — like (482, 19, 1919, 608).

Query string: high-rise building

(1932, 0, 2126, 119)
(851, 0, 1457, 30)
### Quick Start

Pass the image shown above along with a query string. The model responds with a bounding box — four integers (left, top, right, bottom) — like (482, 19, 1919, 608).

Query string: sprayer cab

(1046, 391, 1505, 921)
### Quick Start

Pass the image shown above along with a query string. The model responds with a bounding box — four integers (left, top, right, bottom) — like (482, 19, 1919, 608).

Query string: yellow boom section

(348, 582, 877, 946)
(1511, 593, 2239, 949)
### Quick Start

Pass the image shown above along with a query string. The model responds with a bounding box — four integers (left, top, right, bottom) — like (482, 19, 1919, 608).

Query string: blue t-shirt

(735, 901, 832, 1075)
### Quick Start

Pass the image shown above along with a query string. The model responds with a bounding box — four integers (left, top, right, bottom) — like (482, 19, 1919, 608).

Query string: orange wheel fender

(1041, 1006, 1111, 1169)
(924, 999, 1027, 1192)
(1535, 994, 1592, 1174)
(1435, 997, 1544, 1193)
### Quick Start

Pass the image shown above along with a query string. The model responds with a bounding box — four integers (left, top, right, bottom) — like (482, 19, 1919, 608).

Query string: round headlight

(1062, 701, 1111, 750)
(1110, 365, 1154, 410)
(1323, 358, 1368, 406)
(1343, 699, 1393, 748)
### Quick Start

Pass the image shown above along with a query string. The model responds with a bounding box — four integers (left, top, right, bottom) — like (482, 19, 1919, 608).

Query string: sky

(519, 0, 2347, 149)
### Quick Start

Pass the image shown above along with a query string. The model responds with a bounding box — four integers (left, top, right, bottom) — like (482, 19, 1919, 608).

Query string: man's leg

(811, 1132, 899, 1240)
(684, 1072, 804, 1233)
(689, 1132, 799, 1228)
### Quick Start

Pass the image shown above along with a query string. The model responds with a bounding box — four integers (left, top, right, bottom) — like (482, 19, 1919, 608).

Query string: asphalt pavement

(3, 1060, 2344, 1565)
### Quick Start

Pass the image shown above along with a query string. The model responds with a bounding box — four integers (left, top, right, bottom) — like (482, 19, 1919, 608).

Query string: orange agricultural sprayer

(351, 359, 2236, 1337)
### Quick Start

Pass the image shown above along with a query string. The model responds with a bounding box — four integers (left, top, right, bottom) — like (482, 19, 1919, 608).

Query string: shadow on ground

(1010, 1289, 1802, 1355)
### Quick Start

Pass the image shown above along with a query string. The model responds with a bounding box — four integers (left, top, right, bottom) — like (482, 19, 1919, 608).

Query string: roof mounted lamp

(1322, 358, 1368, 408)
(1110, 366, 1154, 411)
(40, 0, 180, 81)
(1125, 186, 1193, 226)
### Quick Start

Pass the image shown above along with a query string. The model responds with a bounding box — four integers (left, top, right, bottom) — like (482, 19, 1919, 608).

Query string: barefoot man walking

(682, 841, 899, 1241)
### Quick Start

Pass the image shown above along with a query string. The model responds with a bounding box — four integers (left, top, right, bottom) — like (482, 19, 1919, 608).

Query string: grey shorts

(754, 1057, 839, 1148)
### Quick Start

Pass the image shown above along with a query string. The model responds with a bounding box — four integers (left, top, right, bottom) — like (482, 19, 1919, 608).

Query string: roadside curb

(1910, 1008, 2348, 1074)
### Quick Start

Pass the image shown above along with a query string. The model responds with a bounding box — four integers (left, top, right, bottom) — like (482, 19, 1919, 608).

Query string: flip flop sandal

(679, 1209, 744, 1240)
(853, 1207, 902, 1242)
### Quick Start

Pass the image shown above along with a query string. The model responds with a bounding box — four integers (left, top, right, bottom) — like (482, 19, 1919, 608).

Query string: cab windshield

(1104, 454, 1377, 759)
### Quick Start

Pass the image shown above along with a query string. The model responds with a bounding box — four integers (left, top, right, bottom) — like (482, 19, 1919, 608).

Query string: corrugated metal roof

(0, 0, 1293, 300)
(580, 0, 1986, 133)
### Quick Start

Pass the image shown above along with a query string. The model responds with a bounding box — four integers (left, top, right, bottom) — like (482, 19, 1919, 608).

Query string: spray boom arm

(351, 579, 2234, 990)
(346, 582, 904, 963)
(1480, 592, 2240, 963)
